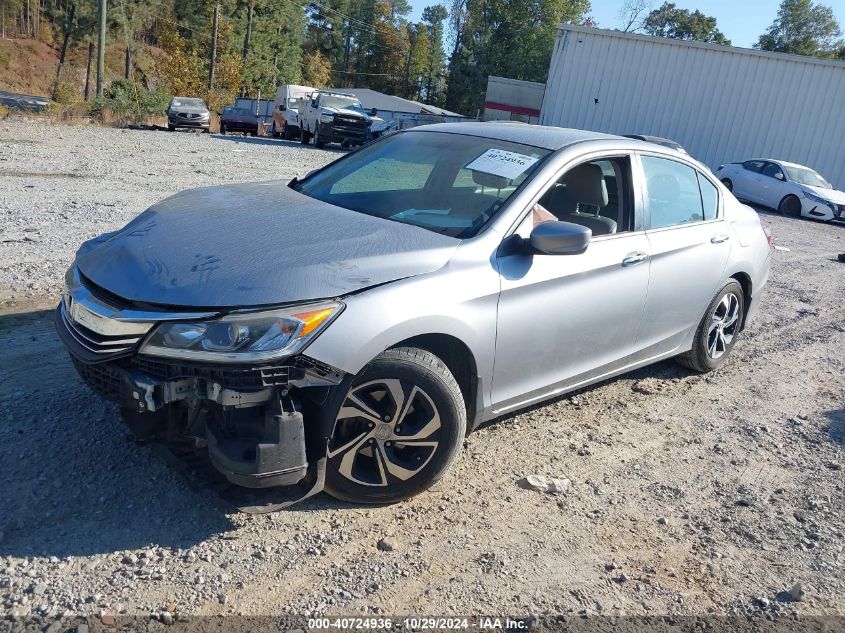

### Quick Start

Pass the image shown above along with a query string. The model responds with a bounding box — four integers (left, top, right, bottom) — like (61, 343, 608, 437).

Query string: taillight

(760, 216, 774, 247)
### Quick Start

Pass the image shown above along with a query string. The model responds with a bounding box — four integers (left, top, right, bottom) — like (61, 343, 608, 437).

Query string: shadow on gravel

(211, 134, 346, 153)
(479, 358, 693, 430)
(0, 309, 235, 558)
(825, 408, 845, 446)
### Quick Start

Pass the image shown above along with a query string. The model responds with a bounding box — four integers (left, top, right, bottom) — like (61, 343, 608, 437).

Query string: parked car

(299, 90, 385, 148)
(219, 106, 259, 136)
(623, 134, 688, 154)
(271, 84, 314, 140)
(56, 122, 771, 505)
(167, 97, 210, 132)
(716, 159, 845, 221)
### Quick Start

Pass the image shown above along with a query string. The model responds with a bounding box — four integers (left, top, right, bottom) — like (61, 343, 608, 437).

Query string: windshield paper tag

(466, 149, 539, 180)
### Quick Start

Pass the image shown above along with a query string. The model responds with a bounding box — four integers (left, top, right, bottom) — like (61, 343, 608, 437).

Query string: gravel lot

(0, 119, 843, 624)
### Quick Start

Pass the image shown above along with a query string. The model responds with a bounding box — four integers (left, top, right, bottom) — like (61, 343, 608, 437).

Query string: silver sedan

(57, 123, 771, 506)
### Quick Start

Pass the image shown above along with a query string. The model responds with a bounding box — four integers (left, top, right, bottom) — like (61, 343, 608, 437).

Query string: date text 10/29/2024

(307, 617, 535, 630)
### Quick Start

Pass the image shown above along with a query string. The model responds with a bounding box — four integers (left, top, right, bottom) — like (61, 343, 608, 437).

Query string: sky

(407, 0, 845, 50)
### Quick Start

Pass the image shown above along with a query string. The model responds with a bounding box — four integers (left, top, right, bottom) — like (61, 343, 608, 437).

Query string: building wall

(483, 76, 545, 125)
(541, 26, 845, 188)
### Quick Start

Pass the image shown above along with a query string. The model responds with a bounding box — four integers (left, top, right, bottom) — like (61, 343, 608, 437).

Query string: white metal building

(540, 25, 845, 188)
(483, 76, 546, 124)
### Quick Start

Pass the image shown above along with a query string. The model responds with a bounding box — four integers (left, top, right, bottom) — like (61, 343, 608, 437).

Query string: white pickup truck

(298, 91, 391, 148)
(271, 85, 314, 140)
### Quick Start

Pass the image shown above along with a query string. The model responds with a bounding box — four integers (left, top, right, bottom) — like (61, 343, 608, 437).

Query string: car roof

(411, 122, 623, 151)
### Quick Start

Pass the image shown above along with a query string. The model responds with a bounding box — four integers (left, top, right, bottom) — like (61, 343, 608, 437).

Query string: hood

(75, 181, 458, 309)
(222, 112, 257, 122)
(170, 105, 208, 114)
(325, 106, 369, 120)
(803, 185, 845, 204)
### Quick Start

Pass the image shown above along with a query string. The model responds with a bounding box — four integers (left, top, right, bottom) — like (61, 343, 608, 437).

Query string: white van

(271, 85, 315, 140)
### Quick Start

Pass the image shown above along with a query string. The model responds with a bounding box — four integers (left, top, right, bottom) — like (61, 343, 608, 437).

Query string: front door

(491, 155, 650, 413)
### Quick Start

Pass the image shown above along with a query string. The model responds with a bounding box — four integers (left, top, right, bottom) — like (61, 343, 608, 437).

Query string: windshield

(294, 131, 550, 238)
(783, 165, 831, 189)
(288, 97, 303, 110)
(171, 98, 206, 108)
(322, 95, 362, 110)
(224, 107, 253, 116)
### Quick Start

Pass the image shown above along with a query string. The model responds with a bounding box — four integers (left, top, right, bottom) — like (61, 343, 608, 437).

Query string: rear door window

(641, 155, 705, 229)
(698, 173, 719, 221)
(743, 160, 765, 173)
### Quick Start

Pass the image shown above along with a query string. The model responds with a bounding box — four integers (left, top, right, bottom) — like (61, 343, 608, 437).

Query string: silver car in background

(167, 97, 210, 133)
(56, 123, 771, 505)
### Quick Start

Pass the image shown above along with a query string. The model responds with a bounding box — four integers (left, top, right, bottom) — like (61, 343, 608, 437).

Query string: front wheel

(677, 280, 745, 373)
(314, 123, 327, 149)
(778, 194, 802, 217)
(300, 126, 311, 144)
(219, 125, 226, 135)
(324, 347, 466, 504)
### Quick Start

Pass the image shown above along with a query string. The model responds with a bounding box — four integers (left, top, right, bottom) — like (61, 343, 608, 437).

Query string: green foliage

(643, 2, 731, 45)
(53, 79, 82, 105)
(756, 0, 843, 58)
(445, 0, 591, 116)
(0, 43, 9, 70)
(91, 78, 170, 121)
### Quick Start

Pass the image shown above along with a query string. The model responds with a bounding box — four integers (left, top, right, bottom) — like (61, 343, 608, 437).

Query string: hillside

(0, 36, 159, 99)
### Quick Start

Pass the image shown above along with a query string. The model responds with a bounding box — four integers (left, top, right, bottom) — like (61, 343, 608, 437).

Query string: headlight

(139, 302, 343, 362)
(804, 191, 832, 206)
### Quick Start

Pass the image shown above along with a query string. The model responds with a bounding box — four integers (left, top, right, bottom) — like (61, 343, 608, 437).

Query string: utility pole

(96, 0, 106, 96)
(208, 0, 219, 91)
(124, 46, 130, 79)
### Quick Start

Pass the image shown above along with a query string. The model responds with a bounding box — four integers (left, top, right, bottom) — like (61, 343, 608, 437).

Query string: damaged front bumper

(55, 294, 345, 492)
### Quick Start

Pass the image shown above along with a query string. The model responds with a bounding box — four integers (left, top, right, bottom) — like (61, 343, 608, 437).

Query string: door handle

(622, 251, 649, 266)
(711, 234, 730, 244)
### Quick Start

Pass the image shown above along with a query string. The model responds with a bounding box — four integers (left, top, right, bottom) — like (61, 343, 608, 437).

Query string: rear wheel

(324, 347, 466, 504)
(300, 125, 311, 144)
(677, 280, 744, 373)
(778, 194, 802, 217)
(721, 178, 733, 192)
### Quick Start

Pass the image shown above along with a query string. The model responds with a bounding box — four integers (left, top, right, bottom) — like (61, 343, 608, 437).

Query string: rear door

(636, 154, 732, 355)
(736, 160, 766, 203)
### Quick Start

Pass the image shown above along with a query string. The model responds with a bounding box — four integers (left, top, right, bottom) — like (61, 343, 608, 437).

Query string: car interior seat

(539, 164, 617, 235)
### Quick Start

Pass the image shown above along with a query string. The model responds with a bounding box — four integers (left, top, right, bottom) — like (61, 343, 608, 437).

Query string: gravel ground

(0, 119, 844, 624)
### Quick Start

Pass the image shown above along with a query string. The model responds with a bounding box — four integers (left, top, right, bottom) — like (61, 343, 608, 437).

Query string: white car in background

(716, 159, 845, 222)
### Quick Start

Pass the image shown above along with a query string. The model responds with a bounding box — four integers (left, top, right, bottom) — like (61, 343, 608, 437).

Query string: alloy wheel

(707, 292, 740, 359)
(328, 378, 441, 487)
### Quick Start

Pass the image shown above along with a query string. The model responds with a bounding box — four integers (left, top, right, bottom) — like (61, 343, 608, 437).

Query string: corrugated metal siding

(541, 26, 845, 188)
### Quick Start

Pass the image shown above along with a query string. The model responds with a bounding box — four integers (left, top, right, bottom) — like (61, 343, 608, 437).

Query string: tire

(300, 125, 311, 144)
(677, 280, 745, 373)
(219, 125, 226, 135)
(314, 123, 326, 149)
(271, 122, 278, 138)
(324, 347, 466, 504)
(282, 123, 291, 140)
(721, 178, 733, 192)
(167, 124, 175, 132)
(778, 194, 802, 217)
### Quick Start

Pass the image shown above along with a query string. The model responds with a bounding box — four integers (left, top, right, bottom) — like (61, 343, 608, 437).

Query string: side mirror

(279, 104, 286, 111)
(529, 221, 591, 255)
(775, 172, 784, 180)
(369, 107, 377, 116)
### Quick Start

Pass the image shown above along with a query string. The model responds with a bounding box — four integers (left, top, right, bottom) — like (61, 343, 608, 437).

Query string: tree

(302, 49, 331, 87)
(756, 0, 843, 58)
(445, 0, 591, 116)
(643, 2, 730, 44)
(421, 4, 447, 104)
(619, 0, 651, 33)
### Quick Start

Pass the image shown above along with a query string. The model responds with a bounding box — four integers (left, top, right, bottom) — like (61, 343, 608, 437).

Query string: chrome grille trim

(60, 302, 143, 355)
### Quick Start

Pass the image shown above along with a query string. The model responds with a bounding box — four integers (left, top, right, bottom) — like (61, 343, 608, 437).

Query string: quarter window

(641, 156, 704, 229)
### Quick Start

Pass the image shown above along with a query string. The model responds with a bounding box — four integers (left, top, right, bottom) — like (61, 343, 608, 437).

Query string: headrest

(472, 170, 511, 190)
(563, 163, 608, 207)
